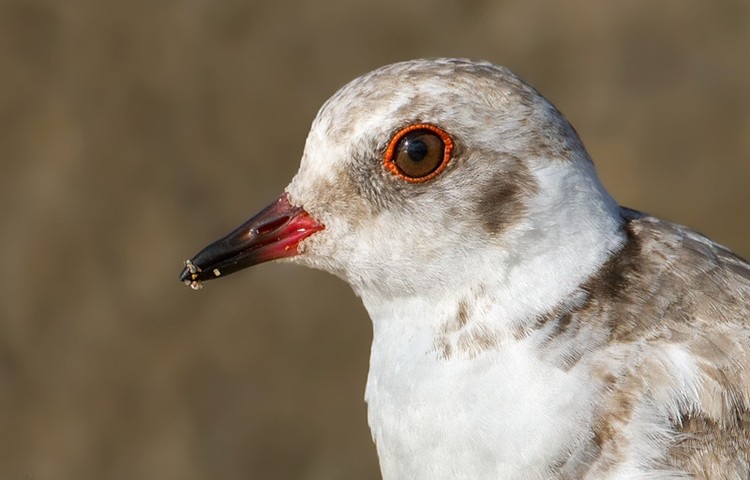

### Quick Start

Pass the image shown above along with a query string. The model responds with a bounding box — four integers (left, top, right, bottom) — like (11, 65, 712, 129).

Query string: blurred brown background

(1, 0, 748, 478)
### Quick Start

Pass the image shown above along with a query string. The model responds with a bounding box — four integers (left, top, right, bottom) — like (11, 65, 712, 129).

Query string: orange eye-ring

(384, 124, 454, 183)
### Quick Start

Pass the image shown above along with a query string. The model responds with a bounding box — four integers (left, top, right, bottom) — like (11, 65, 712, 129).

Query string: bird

(179, 58, 750, 479)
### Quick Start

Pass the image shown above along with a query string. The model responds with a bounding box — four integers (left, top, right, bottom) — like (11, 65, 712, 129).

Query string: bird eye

(384, 124, 454, 182)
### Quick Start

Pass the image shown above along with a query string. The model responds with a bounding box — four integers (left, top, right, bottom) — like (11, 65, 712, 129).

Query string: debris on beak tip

(184, 278, 203, 290)
(183, 259, 204, 291)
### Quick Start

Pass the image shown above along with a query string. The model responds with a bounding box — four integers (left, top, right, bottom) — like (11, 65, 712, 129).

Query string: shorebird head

(181, 59, 622, 301)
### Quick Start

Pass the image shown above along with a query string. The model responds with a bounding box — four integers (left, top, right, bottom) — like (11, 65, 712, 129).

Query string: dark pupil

(406, 138, 428, 162)
(392, 129, 445, 179)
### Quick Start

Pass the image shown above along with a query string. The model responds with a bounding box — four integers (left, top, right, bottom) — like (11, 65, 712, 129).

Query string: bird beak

(179, 192, 324, 289)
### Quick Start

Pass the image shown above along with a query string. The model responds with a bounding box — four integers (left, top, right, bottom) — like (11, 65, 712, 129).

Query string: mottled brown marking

(666, 412, 750, 479)
(456, 325, 501, 358)
(457, 299, 470, 327)
(433, 296, 474, 360)
(557, 312, 573, 332)
(475, 158, 539, 235)
(593, 392, 635, 447)
(437, 341, 452, 361)
(513, 208, 750, 476)
(549, 367, 640, 479)
(581, 222, 642, 301)
(517, 301, 570, 340)
(434, 286, 505, 360)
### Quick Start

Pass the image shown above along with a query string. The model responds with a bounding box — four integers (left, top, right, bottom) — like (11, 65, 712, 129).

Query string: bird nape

(180, 58, 750, 480)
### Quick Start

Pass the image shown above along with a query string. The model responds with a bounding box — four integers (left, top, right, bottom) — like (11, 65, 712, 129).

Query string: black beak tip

(179, 266, 192, 283)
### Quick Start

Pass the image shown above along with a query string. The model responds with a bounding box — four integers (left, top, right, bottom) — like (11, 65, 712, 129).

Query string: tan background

(1, 0, 749, 479)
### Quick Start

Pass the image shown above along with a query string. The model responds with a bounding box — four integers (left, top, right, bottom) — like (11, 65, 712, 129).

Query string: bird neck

(359, 202, 627, 479)
(360, 163, 627, 350)
(359, 237, 621, 479)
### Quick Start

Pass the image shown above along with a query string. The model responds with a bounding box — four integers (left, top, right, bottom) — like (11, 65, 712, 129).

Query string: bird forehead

(312, 60, 534, 146)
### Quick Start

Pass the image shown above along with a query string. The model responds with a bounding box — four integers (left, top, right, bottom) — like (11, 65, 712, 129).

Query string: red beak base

(179, 193, 324, 289)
